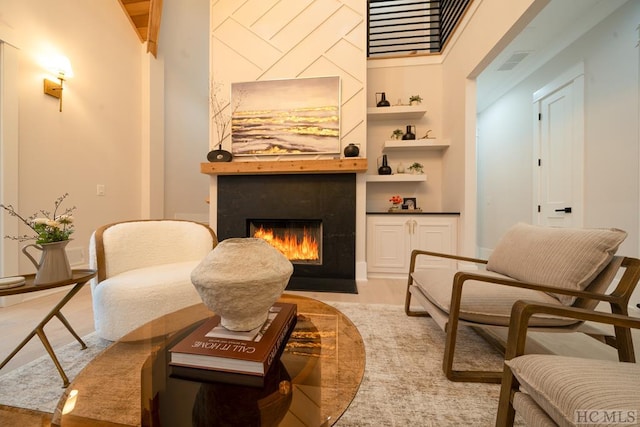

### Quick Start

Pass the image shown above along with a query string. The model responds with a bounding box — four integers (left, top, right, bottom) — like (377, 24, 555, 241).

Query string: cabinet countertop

(366, 211, 460, 215)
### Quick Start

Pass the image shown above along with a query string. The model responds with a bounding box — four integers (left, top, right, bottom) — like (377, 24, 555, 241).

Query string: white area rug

(330, 302, 512, 426)
(0, 334, 110, 412)
(0, 302, 519, 426)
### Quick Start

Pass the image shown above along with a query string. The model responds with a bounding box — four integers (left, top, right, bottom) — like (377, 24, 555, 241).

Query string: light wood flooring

(1, 277, 639, 376)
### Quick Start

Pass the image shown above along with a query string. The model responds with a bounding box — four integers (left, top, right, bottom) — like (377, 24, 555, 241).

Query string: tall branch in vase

(210, 81, 244, 151)
(210, 81, 230, 150)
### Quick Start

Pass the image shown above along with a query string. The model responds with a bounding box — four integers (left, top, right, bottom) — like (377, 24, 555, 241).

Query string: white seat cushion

(507, 354, 640, 426)
(91, 261, 202, 341)
(411, 268, 577, 327)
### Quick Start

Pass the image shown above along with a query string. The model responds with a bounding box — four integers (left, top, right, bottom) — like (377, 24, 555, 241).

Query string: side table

(0, 269, 96, 387)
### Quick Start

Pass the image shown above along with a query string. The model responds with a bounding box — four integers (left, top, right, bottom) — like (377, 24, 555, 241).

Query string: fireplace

(217, 174, 356, 293)
(249, 219, 322, 264)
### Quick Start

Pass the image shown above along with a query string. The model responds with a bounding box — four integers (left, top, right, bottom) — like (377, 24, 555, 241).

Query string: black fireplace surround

(217, 174, 357, 293)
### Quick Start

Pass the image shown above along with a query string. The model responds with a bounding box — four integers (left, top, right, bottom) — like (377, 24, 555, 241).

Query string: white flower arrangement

(0, 193, 76, 244)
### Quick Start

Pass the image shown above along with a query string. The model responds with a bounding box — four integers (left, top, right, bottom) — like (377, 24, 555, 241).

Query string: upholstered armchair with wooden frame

(404, 222, 640, 384)
(495, 300, 640, 427)
(90, 219, 218, 341)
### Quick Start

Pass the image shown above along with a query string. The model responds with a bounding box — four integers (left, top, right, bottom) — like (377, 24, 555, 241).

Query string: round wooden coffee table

(52, 294, 364, 426)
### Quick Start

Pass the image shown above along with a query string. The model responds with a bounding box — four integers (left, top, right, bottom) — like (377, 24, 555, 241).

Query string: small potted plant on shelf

(391, 129, 404, 140)
(408, 162, 424, 174)
(389, 195, 403, 212)
(409, 95, 423, 106)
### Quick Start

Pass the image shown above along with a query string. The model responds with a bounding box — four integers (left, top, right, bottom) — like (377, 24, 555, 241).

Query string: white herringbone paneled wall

(210, 0, 367, 156)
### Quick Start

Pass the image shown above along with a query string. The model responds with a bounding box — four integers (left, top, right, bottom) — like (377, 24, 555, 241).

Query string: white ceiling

(476, 0, 629, 112)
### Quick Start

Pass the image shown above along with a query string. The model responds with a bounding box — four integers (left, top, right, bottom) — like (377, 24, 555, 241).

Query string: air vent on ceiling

(497, 51, 531, 71)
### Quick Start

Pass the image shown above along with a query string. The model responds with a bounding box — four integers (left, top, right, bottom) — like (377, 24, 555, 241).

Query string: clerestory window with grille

(368, 0, 472, 58)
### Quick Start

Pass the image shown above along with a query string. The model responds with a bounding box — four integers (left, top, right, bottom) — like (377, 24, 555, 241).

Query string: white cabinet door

(412, 217, 457, 270)
(366, 216, 411, 274)
(367, 215, 457, 276)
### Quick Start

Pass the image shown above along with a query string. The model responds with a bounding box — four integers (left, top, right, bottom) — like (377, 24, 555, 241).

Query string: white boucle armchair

(89, 219, 218, 341)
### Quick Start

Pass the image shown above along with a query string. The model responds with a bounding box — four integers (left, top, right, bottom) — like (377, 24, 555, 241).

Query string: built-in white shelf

(382, 139, 449, 151)
(366, 174, 427, 182)
(367, 105, 427, 120)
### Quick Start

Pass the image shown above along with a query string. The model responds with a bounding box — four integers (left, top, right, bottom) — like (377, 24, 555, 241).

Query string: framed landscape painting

(231, 76, 341, 156)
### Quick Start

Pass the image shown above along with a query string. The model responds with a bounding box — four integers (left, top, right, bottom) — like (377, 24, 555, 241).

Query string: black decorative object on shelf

(378, 154, 392, 175)
(402, 125, 416, 140)
(207, 144, 233, 162)
(343, 143, 360, 157)
(376, 92, 390, 107)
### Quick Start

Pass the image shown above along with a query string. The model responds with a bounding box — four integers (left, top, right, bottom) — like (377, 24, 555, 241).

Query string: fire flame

(253, 226, 319, 261)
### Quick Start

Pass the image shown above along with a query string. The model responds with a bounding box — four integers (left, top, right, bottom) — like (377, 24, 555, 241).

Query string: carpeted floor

(0, 302, 519, 426)
(0, 334, 110, 413)
(330, 302, 512, 426)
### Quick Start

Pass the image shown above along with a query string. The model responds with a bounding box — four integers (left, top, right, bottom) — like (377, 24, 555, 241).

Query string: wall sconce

(43, 54, 73, 112)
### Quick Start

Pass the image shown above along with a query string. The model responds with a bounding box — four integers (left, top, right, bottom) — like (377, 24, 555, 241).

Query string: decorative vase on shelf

(402, 125, 416, 140)
(397, 162, 405, 174)
(343, 143, 360, 158)
(22, 240, 73, 285)
(378, 154, 392, 175)
(207, 144, 233, 162)
(376, 92, 390, 107)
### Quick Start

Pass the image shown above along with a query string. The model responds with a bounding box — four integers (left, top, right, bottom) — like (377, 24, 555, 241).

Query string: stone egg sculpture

(191, 238, 294, 331)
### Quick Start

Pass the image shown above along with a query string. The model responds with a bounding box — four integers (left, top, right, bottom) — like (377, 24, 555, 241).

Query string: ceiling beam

(147, 0, 163, 57)
(117, 0, 162, 57)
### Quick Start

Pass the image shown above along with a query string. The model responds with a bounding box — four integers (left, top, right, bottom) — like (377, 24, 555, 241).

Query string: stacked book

(169, 302, 297, 387)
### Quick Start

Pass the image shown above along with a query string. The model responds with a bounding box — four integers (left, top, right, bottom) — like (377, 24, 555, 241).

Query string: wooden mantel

(200, 159, 368, 175)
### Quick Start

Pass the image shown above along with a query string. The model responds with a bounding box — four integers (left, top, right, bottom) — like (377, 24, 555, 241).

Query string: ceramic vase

(190, 238, 294, 331)
(343, 143, 360, 157)
(376, 92, 390, 107)
(378, 154, 392, 175)
(22, 240, 72, 285)
(402, 125, 416, 140)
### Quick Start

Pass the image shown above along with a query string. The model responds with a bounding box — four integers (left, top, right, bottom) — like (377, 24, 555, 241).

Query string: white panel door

(534, 66, 584, 228)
